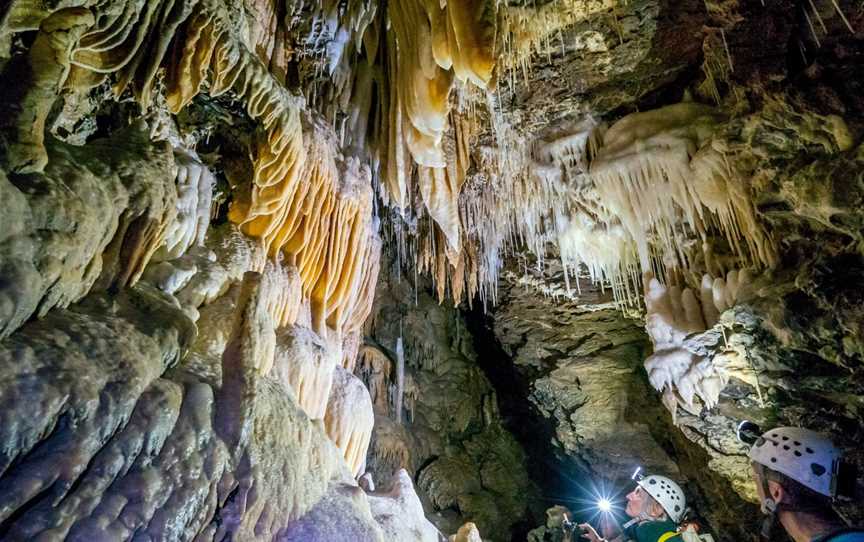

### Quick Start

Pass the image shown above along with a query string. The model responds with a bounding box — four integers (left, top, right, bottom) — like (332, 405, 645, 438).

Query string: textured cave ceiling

(0, 0, 863, 541)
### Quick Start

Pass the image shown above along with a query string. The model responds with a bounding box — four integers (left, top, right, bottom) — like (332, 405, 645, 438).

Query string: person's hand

(599, 513, 621, 538)
(578, 523, 604, 542)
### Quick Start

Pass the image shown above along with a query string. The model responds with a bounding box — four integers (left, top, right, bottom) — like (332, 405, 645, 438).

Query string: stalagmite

(366, 469, 446, 542)
(325, 365, 375, 477)
(450, 523, 483, 542)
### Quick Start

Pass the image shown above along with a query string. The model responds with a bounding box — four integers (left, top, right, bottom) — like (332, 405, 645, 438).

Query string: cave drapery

(0, 0, 863, 540)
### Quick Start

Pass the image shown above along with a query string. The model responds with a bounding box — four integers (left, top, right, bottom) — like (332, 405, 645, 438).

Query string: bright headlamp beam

(597, 498, 612, 512)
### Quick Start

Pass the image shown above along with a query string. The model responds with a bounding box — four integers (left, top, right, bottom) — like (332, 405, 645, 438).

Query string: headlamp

(631, 466, 644, 482)
(597, 498, 612, 513)
(736, 420, 762, 447)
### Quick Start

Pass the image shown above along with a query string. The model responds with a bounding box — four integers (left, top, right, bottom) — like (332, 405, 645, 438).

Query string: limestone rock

(367, 469, 446, 542)
(325, 364, 375, 477)
(362, 260, 537, 541)
(0, 121, 176, 340)
(491, 269, 675, 481)
(0, 273, 384, 540)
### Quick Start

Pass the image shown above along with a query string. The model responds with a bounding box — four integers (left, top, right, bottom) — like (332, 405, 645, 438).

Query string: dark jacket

(623, 520, 682, 542)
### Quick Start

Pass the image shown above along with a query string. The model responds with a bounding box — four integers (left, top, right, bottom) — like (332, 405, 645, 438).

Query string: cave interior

(0, 0, 863, 541)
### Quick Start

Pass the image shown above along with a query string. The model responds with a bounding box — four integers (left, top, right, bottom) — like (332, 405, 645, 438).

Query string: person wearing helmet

(578, 473, 687, 542)
(739, 423, 864, 542)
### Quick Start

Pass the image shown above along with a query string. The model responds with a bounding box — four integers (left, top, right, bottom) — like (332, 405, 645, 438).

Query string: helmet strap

(755, 462, 781, 540)
(760, 508, 779, 540)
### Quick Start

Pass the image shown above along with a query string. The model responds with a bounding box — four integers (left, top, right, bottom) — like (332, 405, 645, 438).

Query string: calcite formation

(0, 122, 176, 340)
(590, 102, 775, 273)
(366, 469, 445, 542)
(642, 269, 753, 421)
(273, 325, 340, 421)
(381, 0, 495, 215)
(361, 259, 536, 540)
(325, 365, 376, 477)
(156, 148, 215, 262)
(0, 273, 436, 540)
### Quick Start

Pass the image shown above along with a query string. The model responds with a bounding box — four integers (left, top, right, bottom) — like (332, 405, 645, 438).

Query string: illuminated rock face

(367, 469, 445, 542)
(0, 281, 357, 540)
(0, 0, 390, 536)
(325, 365, 376, 477)
(0, 123, 177, 340)
(156, 148, 215, 262)
(642, 269, 753, 421)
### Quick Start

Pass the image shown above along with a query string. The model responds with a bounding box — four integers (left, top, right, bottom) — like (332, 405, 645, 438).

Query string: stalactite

(590, 102, 776, 276)
(160, 7, 383, 337)
(394, 337, 405, 424)
(642, 269, 756, 422)
(378, 0, 496, 261)
(358, 344, 393, 415)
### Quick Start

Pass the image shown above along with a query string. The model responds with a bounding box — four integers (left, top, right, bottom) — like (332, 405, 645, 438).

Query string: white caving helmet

(636, 473, 688, 523)
(746, 425, 841, 499)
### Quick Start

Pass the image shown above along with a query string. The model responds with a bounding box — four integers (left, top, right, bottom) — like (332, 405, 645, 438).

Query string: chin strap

(756, 463, 780, 540)
(760, 499, 779, 540)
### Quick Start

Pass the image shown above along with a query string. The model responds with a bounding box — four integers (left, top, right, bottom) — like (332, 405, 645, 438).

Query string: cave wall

(359, 256, 538, 541)
(0, 0, 462, 538)
(478, 246, 864, 542)
(478, 263, 760, 540)
(470, 0, 864, 539)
